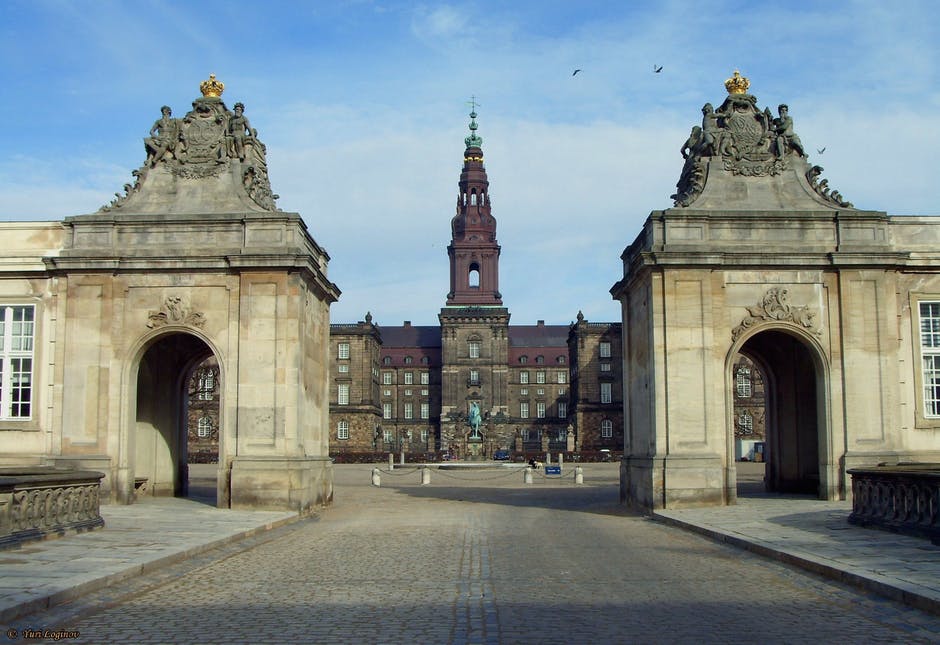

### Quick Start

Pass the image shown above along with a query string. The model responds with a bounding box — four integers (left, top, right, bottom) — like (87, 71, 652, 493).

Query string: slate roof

(379, 325, 442, 348)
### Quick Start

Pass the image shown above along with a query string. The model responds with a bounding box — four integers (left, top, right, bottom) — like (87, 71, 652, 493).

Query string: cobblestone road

(8, 464, 940, 644)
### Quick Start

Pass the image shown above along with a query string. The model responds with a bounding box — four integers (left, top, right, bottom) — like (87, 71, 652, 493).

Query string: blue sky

(1, 1, 938, 325)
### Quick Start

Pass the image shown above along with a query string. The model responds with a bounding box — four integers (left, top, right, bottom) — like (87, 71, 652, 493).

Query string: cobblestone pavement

(6, 464, 940, 644)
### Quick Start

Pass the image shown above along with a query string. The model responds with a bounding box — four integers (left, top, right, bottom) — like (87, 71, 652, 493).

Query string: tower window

(468, 264, 480, 288)
(471, 191, 478, 205)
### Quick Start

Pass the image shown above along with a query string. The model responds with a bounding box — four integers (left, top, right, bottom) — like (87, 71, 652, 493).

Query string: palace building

(328, 111, 624, 459)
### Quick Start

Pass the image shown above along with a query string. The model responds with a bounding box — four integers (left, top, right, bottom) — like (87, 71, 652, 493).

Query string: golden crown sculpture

(724, 70, 750, 95)
(200, 73, 225, 98)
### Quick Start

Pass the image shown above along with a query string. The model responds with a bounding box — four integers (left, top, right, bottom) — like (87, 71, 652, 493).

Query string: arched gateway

(612, 72, 940, 510)
(0, 76, 340, 511)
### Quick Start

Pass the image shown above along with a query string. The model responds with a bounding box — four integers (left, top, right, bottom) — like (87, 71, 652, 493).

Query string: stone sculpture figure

(144, 106, 181, 167)
(773, 104, 805, 158)
(226, 102, 257, 162)
(700, 103, 722, 156)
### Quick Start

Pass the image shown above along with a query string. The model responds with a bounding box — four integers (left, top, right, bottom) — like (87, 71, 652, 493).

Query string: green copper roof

(464, 107, 483, 148)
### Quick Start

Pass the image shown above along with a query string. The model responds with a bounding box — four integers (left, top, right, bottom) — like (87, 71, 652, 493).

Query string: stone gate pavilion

(0, 76, 339, 510)
(612, 72, 940, 510)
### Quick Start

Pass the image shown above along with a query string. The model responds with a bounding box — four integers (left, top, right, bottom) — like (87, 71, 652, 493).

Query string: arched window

(382, 356, 392, 365)
(536, 355, 544, 364)
(468, 264, 480, 288)
(197, 417, 212, 438)
(404, 356, 413, 365)
(601, 419, 613, 438)
(421, 356, 430, 365)
(519, 355, 528, 364)
(557, 356, 566, 364)
(738, 411, 753, 434)
(470, 191, 477, 205)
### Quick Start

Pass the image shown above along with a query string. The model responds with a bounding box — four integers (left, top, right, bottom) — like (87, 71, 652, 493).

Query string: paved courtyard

(6, 463, 940, 644)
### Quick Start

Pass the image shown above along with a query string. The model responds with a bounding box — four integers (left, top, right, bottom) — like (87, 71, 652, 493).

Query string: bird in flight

(817, 147, 826, 154)
(572, 69, 581, 76)
(653, 64, 663, 73)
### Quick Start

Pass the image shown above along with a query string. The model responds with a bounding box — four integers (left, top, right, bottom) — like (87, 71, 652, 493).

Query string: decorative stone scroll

(147, 296, 206, 329)
(731, 288, 820, 341)
(100, 74, 280, 213)
(672, 71, 852, 209)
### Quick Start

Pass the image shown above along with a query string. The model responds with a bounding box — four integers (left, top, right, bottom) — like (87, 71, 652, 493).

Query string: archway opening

(134, 332, 223, 506)
(735, 329, 821, 497)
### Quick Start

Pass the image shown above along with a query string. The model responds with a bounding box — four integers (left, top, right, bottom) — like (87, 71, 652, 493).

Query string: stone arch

(119, 327, 227, 506)
(725, 323, 836, 500)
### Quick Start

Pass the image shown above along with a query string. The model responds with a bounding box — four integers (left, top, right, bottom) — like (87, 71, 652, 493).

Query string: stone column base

(621, 453, 725, 511)
(230, 456, 333, 512)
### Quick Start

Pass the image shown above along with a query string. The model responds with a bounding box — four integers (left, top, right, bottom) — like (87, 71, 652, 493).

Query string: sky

(1, 1, 938, 326)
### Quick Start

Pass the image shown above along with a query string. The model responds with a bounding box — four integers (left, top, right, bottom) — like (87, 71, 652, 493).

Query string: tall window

(600, 382, 612, 404)
(599, 342, 611, 358)
(738, 412, 753, 435)
(383, 403, 392, 419)
(469, 340, 481, 358)
(420, 372, 429, 385)
(383, 429, 393, 444)
(0, 305, 35, 419)
(520, 402, 529, 418)
(383, 372, 393, 385)
(536, 402, 546, 418)
(197, 369, 215, 400)
(404, 372, 413, 385)
(404, 403, 413, 419)
(558, 402, 567, 418)
(337, 420, 349, 440)
(337, 384, 349, 405)
(920, 302, 940, 417)
(736, 366, 752, 397)
(601, 419, 613, 438)
(556, 372, 567, 384)
(197, 416, 212, 438)
(421, 428, 429, 442)
(469, 369, 480, 385)
(337, 343, 350, 359)
(536, 371, 545, 384)
(519, 371, 529, 384)
(421, 403, 429, 419)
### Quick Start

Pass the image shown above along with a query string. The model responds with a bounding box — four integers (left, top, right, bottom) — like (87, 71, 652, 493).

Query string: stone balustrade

(0, 468, 105, 548)
(847, 464, 940, 544)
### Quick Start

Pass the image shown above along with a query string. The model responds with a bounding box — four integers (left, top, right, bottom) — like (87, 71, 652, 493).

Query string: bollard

(546, 452, 552, 465)
(575, 465, 583, 485)
(372, 467, 381, 487)
(524, 467, 533, 484)
(388, 453, 394, 471)
(421, 466, 431, 485)
(400, 450, 405, 465)
(558, 453, 564, 471)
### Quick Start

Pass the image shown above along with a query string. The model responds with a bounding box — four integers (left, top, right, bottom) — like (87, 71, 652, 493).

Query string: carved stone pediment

(147, 296, 206, 329)
(732, 288, 820, 341)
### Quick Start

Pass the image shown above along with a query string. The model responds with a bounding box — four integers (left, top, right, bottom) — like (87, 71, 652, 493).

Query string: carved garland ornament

(11, 484, 100, 532)
(147, 296, 206, 329)
(731, 288, 820, 341)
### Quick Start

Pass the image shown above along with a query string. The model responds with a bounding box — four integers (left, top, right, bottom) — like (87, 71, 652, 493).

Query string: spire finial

(464, 96, 483, 148)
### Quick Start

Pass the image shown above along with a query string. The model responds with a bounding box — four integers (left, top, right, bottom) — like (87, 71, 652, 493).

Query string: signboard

(544, 466, 561, 475)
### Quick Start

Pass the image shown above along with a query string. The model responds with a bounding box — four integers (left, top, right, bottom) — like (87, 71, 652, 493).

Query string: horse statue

(468, 402, 483, 439)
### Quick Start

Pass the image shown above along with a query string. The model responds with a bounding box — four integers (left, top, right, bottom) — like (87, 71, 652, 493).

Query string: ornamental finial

(200, 73, 225, 98)
(724, 70, 750, 95)
(464, 97, 483, 149)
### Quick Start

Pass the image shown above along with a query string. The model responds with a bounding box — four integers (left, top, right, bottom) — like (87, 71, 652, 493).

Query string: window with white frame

(920, 302, 940, 417)
(338, 364, 349, 373)
(600, 382, 612, 404)
(599, 341, 611, 358)
(520, 388, 528, 395)
(421, 402, 429, 419)
(337, 384, 349, 405)
(197, 416, 212, 438)
(522, 428, 530, 441)
(197, 369, 215, 400)
(469, 340, 481, 358)
(536, 371, 545, 384)
(2, 306, 39, 418)
(383, 356, 392, 365)
(404, 372, 413, 385)
(420, 428, 429, 442)
(420, 371, 429, 385)
(520, 371, 529, 384)
(537, 388, 544, 396)
(404, 403, 413, 419)
(600, 362, 611, 372)
(469, 369, 480, 385)
(404, 356, 413, 365)
(736, 366, 752, 398)
(383, 388, 391, 397)
(520, 402, 529, 418)
(383, 429, 393, 444)
(383, 372, 393, 385)
(556, 371, 566, 384)
(383, 403, 392, 419)
(421, 389, 428, 396)
(601, 419, 613, 438)
(404, 389, 412, 396)
(337, 343, 350, 359)
(558, 388, 566, 396)
(536, 402, 546, 418)
(738, 412, 753, 435)
(337, 420, 349, 440)
(558, 402, 567, 418)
